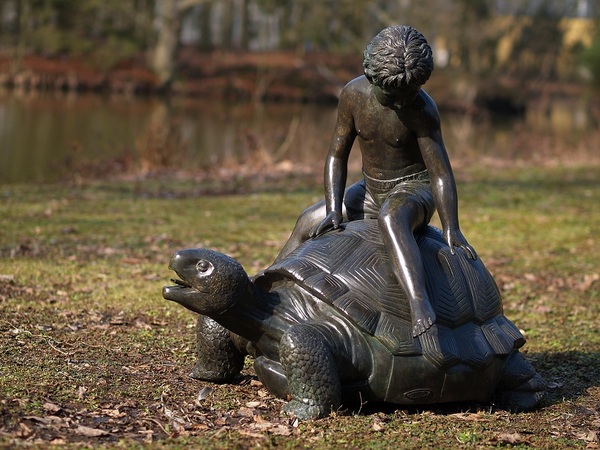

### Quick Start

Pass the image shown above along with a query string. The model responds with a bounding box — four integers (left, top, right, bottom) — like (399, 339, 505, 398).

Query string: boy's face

(374, 85, 419, 109)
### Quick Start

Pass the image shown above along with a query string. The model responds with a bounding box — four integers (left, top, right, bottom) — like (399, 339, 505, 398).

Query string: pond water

(0, 91, 596, 184)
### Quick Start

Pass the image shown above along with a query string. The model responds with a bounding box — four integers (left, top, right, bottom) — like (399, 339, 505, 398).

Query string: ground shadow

(527, 351, 600, 407)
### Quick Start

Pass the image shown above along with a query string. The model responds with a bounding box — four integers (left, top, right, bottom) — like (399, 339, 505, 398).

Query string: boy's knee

(378, 199, 423, 231)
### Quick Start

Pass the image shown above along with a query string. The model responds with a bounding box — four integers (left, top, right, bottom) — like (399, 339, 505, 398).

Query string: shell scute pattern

(453, 322, 496, 370)
(433, 250, 475, 326)
(455, 253, 503, 323)
(262, 221, 524, 369)
(376, 312, 421, 355)
(481, 318, 519, 355)
(419, 325, 461, 368)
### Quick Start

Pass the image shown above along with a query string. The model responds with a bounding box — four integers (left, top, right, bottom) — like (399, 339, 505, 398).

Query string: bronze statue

(164, 221, 546, 419)
(275, 25, 475, 338)
(163, 25, 546, 420)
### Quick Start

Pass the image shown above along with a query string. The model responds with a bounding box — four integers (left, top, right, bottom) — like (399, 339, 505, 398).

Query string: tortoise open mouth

(163, 269, 198, 303)
(163, 280, 197, 303)
(165, 263, 193, 291)
(170, 277, 191, 288)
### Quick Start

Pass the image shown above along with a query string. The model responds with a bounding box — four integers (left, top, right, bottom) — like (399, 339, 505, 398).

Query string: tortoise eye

(196, 260, 214, 276)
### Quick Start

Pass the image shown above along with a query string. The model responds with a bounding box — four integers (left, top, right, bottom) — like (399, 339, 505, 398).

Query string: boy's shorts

(343, 170, 435, 227)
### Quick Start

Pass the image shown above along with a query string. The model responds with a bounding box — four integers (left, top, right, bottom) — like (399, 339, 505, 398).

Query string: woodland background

(0, 0, 598, 106)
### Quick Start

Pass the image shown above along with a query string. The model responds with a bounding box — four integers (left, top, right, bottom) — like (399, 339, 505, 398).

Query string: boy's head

(363, 25, 433, 92)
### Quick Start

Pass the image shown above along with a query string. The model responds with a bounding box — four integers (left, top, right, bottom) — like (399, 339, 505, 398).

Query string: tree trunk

(198, 2, 214, 51)
(221, 0, 234, 49)
(151, 0, 212, 89)
(236, 0, 248, 50)
(151, 0, 181, 88)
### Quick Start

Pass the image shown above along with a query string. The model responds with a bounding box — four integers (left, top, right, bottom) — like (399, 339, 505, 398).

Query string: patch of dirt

(0, 302, 301, 447)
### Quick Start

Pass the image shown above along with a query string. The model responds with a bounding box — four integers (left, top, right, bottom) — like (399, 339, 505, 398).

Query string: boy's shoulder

(414, 89, 440, 118)
(341, 76, 371, 96)
(338, 76, 371, 110)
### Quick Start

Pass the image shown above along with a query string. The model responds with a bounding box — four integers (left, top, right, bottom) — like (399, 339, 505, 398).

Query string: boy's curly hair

(363, 25, 433, 90)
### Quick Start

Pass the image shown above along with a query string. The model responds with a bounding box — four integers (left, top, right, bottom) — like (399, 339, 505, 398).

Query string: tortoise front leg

(280, 324, 341, 419)
(190, 315, 245, 381)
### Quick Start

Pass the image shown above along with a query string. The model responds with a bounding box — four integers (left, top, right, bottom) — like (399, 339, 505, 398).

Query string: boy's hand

(310, 210, 343, 238)
(444, 228, 477, 260)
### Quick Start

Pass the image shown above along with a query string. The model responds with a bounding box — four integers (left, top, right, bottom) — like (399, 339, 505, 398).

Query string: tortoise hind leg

(280, 324, 341, 419)
(494, 351, 547, 412)
(190, 315, 245, 381)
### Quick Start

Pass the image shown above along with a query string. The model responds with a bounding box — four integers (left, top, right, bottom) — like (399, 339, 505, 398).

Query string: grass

(0, 165, 598, 448)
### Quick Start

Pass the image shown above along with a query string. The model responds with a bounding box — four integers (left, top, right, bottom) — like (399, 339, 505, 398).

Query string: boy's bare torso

(343, 76, 432, 180)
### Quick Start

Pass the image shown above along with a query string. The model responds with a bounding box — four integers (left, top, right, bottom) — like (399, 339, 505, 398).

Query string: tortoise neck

(214, 283, 297, 351)
(214, 283, 274, 338)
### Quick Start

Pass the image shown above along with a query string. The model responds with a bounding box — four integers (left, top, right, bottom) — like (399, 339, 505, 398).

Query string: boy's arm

(415, 104, 477, 259)
(311, 86, 357, 236)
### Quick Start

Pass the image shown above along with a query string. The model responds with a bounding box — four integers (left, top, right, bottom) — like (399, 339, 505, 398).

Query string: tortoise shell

(257, 220, 524, 372)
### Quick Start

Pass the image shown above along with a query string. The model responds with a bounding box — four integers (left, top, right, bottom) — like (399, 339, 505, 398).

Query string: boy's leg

(378, 194, 436, 337)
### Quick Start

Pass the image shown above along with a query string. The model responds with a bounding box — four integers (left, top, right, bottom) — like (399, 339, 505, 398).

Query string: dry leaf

(579, 273, 599, 291)
(43, 402, 62, 413)
(23, 415, 64, 425)
(372, 421, 384, 431)
(196, 386, 213, 402)
(271, 425, 292, 436)
(253, 414, 268, 425)
(239, 430, 267, 439)
(100, 408, 126, 418)
(75, 425, 110, 437)
(497, 432, 526, 444)
(246, 401, 262, 408)
(109, 313, 126, 325)
(17, 422, 33, 438)
(238, 407, 255, 417)
(578, 430, 599, 443)
(77, 386, 88, 400)
(451, 412, 489, 422)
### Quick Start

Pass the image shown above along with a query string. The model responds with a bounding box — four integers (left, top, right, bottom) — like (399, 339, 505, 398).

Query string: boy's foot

(411, 298, 436, 337)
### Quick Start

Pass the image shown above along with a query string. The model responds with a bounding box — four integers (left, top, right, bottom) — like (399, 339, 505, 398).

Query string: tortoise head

(163, 248, 249, 316)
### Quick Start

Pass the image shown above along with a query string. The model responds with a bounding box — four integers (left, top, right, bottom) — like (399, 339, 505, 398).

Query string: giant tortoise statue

(163, 220, 546, 419)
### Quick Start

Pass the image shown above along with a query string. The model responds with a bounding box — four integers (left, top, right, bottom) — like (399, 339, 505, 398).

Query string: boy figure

(275, 25, 477, 337)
